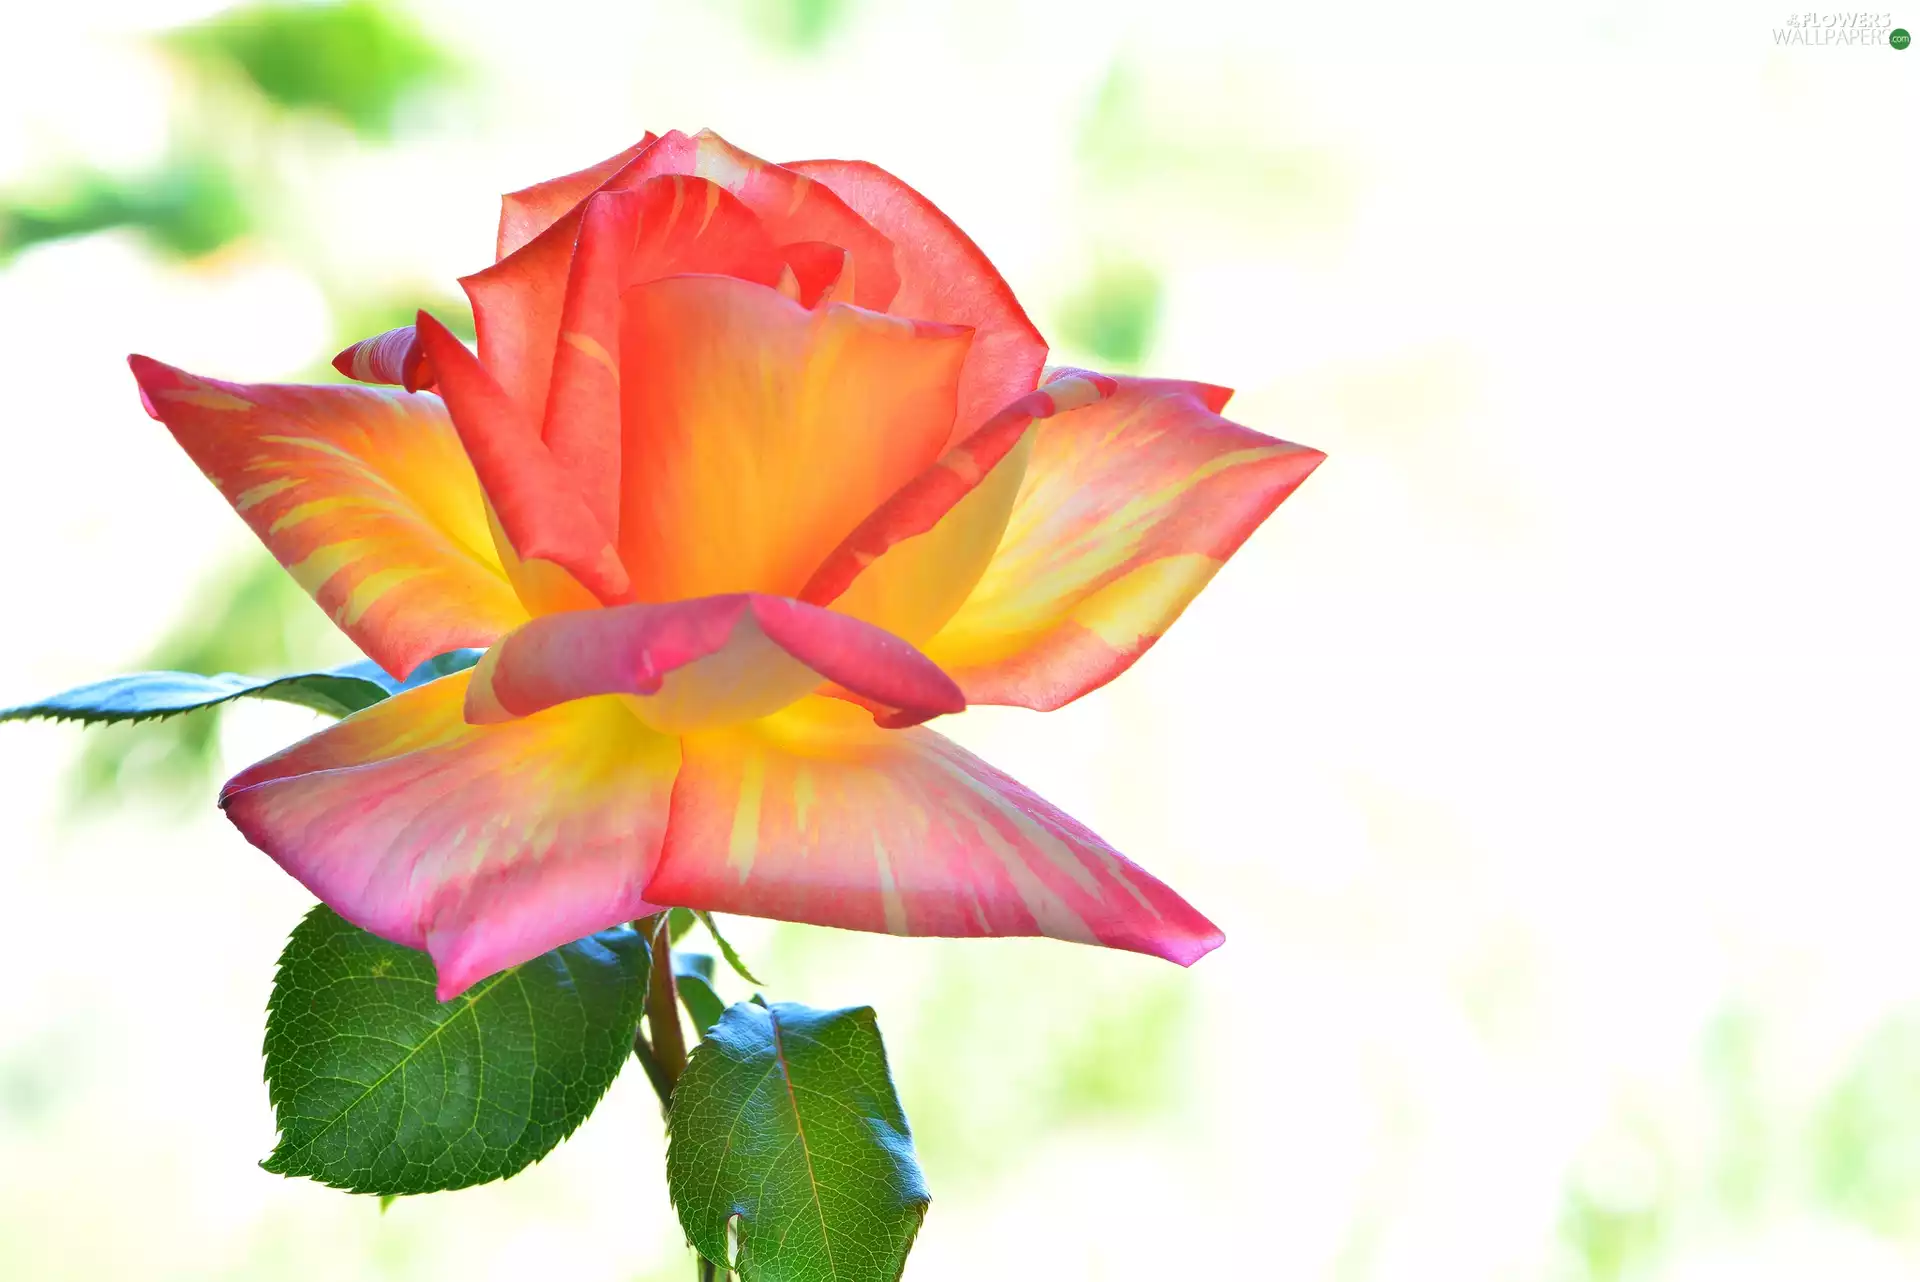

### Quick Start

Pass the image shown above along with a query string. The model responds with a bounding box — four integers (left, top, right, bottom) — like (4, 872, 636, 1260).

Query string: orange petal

(801, 371, 1116, 645)
(788, 157, 1048, 443)
(414, 311, 630, 604)
(496, 132, 657, 260)
(541, 177, 787, 537)
(646, 696, 1222, 964)
(464, 594, 963, 733)
(464, 129, 899, 428)
(617, 274, 971, 602)
(461, 216, 577, 426)
(129, 355, 527, 679)
(925, 375, 1324, 709)
(222, 670, 679, 999)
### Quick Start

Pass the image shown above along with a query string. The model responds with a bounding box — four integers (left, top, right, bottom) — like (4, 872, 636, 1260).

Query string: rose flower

(130, 129, 1323, 997)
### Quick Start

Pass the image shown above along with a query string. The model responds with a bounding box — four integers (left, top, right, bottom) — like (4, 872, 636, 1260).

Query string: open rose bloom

(131, 129, 1323, 998)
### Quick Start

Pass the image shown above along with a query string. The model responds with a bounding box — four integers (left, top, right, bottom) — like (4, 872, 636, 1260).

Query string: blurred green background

(1, 1, 1917, 1279)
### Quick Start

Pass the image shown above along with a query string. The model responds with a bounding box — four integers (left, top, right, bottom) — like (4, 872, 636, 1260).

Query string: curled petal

(331, 325, 435, 392)
(802, 372, 1116, 645)
(637, 130, 900, 311)
(618, 274, 971, 602)
(461, 215, 579, 425)
(414, 311, 629, 604)
(789, 157, 1048, 441)
(128, 356, 526, 679)
(465, 128, 899, 426)
(496, 132, 657, 260)
(541, 178, 787, 536)
(926, 375, 1325, 710)
(647, 697, 1222, 964)
(222, 670, 679, 1000)
(778, 240, 854, 308)
(464, 594, 964, 733)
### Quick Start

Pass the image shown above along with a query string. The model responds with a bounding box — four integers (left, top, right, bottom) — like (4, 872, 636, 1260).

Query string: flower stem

(645, 921, 689, 1091)
(633, 920, 722, 1279)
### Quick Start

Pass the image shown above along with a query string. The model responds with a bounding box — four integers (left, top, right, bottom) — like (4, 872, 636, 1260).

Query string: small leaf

(668, 906, 699, 943)
(668, 1003, 927, 1281)
(2, 649, 481, 728)
(697, 911, 765, 987)
(672, 953, 726, 1038)
(263, 905, 647, 1195)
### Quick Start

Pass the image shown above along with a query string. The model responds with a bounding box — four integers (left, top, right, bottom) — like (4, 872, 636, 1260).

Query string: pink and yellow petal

(924, 376, 1324, 710)
(617, 274, 971, 602)
(129, 356, 527, 679)
(222, 670, 679, 999)
(464, 594, 963, 733)
(646, 696, 1222, 964)
(331, 325, 435, 392)
(788, 157, 1048, 442)
(802, 372, 1116, 646)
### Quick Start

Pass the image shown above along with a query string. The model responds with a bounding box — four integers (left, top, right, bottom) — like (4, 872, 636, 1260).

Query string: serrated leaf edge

(262, 907, 647, 1196)
(668, 1004, 927, 1282)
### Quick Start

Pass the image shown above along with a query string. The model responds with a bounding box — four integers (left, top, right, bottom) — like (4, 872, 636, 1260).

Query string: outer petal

(647, 696, 1222, 964)
(541, 178, 788, 536)
(129, 356, 527, 680)
(801, 371, 1116, 646)
(331, 325, 434, 392)
(923, 376, 1325, 710)
(788, 157, 1048, 442)
(221, 670, 679, 999)
(414, 311, 629, 604)
(496, 132, 657, 260)
(618, 274, 971, 602)
(464, 594, 964, 733)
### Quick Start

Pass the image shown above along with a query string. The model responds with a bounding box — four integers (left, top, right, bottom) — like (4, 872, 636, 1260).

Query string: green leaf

(2, 649, 480, 727)
(263, 905, 648, 1195)
(697, 911, 766, 987)
(668, 906, 699, 943)
(668, 1003, 927, 1281)
(673, 953, 727, 1038)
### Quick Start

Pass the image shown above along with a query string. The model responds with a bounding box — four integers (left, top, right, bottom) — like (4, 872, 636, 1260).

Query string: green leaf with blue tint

(1, 650, 480, 727)
(668, 1002, 927, 1280)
